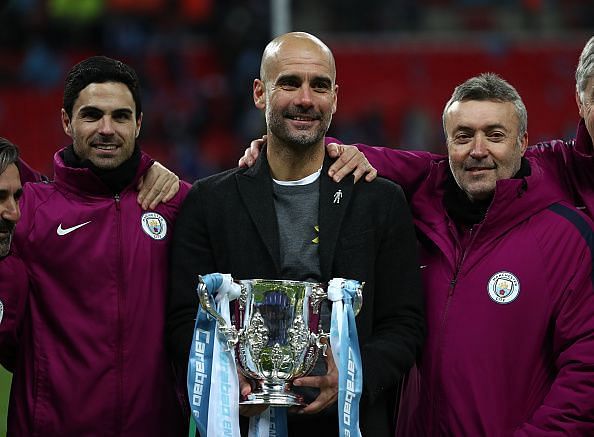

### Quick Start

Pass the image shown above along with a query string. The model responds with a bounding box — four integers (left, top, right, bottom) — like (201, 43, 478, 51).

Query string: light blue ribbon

(187, 274, 222, 436)
(187, 273, 241, 437)
(329, 279, 363, 437)
(248, 404, 288, 437)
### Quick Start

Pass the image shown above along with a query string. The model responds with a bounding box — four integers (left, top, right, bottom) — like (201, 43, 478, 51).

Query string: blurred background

(0, 0, 593, 434)
(0, 0, 592, 180)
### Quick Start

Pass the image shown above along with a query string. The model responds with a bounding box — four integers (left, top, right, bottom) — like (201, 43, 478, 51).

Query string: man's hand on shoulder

(326, 143, 377, 183)
(136, 161, 180, 210)
(239, 135, 267, 168)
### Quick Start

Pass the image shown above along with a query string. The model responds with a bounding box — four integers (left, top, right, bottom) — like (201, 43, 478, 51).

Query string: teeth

(95, 145, 117, 150)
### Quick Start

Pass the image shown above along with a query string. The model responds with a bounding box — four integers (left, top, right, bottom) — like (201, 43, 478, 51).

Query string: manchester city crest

(141, 212, 167, 240)
(487, 271, 520, 304)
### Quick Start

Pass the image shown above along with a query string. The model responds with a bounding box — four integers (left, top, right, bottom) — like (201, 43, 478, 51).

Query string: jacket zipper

(431, 225, 476, 434)
(114, 193, 124, 435)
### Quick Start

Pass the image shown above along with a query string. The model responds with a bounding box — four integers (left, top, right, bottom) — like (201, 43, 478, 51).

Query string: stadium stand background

(0, 0, 593, 435)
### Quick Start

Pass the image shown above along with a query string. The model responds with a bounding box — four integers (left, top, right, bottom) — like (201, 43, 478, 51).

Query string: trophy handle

(197, 275, 239, 349)
(353, 281, 364, 316)
(314, 332, 330, 357)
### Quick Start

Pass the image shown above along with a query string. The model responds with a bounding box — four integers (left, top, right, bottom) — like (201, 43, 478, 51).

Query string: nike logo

(57, 221, 92, 236)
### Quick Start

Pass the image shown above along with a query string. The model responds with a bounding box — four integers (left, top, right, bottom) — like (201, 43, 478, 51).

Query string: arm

(238, 135, 378, 183)
(353, 143, 441, 198)
(362, 185, 425, 404)
(526, 120, 594, 206)
(515, 230, 594, 435)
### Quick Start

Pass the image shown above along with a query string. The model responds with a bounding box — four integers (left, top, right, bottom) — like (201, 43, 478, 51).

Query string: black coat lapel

(236, 152, 281, 274)
(319, 155, 354, 279)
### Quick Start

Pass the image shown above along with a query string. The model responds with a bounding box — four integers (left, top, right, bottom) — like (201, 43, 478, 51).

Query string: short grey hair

(576, 36, 594, 101)
(442, 73, 527, 140)
(0, 137, 19, 176)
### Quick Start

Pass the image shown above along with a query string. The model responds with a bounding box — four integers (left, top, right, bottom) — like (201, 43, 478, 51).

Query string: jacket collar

(575, 118, 592, 152)
(53, 146, 154, 197)
(236, 148, 353, 279)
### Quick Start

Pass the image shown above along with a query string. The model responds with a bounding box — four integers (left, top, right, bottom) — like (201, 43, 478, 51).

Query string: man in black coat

(166, 31, 425, 436)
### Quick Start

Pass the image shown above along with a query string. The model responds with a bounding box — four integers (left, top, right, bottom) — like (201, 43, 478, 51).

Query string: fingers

(137, 162, 180, 210)
(299, 389, 338, 414)
(238, 136, 267, 168)
(294, 374, 338, 414)
(328, 145, 373, 183)
(325, 142, 342, 158)
(293, 375, 323, 389)
(238, 373, 253, 397)
(365, 167, 378, 182)
(293, 349, 339, 415)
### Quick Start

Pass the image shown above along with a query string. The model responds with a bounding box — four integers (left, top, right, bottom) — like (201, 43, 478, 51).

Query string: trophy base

(240, 390, 305, 407)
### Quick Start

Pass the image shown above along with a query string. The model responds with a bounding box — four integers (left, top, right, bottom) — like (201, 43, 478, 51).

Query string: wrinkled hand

(326, 143, 377, 183)
(239, 135, 267, 168)
(238, 372, 268, 417)
(136, 161, 180, 210)
(292, 345, 338, 414)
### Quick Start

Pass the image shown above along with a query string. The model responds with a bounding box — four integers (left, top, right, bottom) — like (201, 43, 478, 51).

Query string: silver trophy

(197, 277, 363, 407)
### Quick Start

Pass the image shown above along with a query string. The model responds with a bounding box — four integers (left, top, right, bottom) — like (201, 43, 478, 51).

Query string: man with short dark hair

(3, 56, 188, 436)
(337, 73, 594, 435)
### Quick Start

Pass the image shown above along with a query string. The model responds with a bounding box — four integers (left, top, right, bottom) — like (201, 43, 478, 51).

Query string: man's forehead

(0, 164, 21, 190)
(264, 37, 335, 81)
(447, 100, 517, 127)
(74, 82, 135, 110)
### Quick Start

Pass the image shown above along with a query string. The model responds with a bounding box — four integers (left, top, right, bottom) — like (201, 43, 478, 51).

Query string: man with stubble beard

(167, 32, 425, 436)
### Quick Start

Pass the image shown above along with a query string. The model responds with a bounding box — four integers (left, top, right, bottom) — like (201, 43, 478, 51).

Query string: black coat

(167, 152, 425, 436)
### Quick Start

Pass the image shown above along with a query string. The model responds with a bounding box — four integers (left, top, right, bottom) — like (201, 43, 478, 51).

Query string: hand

(238, 135, 267, 168)
(326, 143, 377, 183)
(292, 345, 338, 414)
(136, 161, 180, 210)
(238, 372, 268, 417)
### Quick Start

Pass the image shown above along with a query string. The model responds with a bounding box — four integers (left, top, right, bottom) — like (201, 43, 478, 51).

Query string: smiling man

(2, 57, 189, 436)
(167, 32, 425, 437)
(347, 74, 594, 435)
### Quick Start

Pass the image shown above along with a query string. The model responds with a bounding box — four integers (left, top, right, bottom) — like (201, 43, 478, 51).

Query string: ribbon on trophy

(328, 278, 363, 437)
(187, 273, 242, 437)
(247, 403, 287, 437)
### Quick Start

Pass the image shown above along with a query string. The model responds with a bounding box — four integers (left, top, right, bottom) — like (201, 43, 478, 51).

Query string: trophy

(197, 277, 363, 407)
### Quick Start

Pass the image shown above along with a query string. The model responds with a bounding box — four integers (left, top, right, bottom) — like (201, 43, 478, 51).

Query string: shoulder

(189, 167, 245, 196)
(541, 202, 594, 240)
(353, 175, 407, 203)
(528, 202, 594, 261)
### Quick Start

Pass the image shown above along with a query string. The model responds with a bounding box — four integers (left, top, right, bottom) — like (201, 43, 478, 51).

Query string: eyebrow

(0, 187, 23, 197)
(78, 106, 134, 116)
(275, 74, 332, 86)
(454, 123, 508, 132)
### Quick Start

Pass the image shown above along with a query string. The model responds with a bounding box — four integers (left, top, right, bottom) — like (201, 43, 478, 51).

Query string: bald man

(167, 32, 425, 436)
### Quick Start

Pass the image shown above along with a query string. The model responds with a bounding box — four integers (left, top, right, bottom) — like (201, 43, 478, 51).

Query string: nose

(1, 197, 21, 224)
(98, 116, 115, 135)
(469, 135, 488, 159)
(295, 85, 314, 108)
